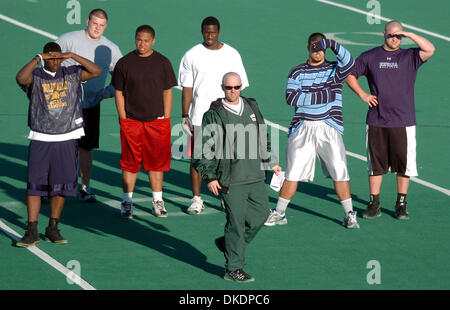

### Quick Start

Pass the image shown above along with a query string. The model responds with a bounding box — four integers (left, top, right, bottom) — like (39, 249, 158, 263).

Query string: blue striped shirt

(286, 39, 354, 136)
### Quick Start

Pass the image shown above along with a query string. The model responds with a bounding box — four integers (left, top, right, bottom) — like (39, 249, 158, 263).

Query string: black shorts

(366, 125, 417, 177)
(78, 104, 100, 150)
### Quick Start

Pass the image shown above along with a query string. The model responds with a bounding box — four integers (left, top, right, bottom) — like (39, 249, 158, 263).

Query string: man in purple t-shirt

(347, 20, 434, 220)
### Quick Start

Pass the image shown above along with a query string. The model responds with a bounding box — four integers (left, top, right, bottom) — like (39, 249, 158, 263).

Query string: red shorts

(120, 118, 171, 173)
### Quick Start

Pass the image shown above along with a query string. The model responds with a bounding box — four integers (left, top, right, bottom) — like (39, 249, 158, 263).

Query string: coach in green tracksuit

(193, 72, 281, 283)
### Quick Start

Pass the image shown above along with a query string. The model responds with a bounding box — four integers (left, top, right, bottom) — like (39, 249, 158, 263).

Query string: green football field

(0, 0, 449, 292)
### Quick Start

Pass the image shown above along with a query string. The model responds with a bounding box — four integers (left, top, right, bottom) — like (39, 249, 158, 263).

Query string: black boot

(17, 221, 40, 247)
(45, 218, 67, 244)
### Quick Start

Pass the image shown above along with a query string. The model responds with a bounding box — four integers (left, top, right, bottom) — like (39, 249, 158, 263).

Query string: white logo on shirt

(379, 62, 398, 69)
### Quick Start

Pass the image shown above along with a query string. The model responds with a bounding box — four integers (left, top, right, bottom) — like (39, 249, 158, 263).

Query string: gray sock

(275, 197, 290, 215)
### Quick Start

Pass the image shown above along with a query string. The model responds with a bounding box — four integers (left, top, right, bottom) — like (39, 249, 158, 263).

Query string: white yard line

(315, 0, 450, 41)
(0, 13, 57, 39)
(0, 220, 97, 290)
(266, 118, 450, 196)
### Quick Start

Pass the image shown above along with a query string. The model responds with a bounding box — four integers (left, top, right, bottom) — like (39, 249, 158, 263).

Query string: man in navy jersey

(347, 20, 435, 220)
(16, 42, 101, 247)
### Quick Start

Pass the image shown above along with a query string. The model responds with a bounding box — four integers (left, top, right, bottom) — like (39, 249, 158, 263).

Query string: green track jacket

(192, 96, 278, 193)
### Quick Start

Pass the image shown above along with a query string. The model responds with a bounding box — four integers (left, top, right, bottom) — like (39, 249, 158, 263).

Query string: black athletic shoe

(224, 269, 255, 283)
(215, 236, 225, 253)
(121, 201, 133, 219)
(45, 219, 67, 244)
(17, 222, 40, 247)
(395, 202, 409, 220)
(363, 201, 381, 219)
(78, 187, 96, 203)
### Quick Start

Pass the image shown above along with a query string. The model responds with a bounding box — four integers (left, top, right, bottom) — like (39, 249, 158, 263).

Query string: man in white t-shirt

(178, 16, 249, 215)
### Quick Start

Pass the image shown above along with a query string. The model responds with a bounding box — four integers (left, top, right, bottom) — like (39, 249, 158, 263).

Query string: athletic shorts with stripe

(366, 125, 417, 177)
(27, 139, 79, 197)
(120, 118, 171, 173)
(285, 121, 350, 182)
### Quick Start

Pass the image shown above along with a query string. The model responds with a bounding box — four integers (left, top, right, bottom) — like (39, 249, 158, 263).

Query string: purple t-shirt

(352, 46, 424, 127)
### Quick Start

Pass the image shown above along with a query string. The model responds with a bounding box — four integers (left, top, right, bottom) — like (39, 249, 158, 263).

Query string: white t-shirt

(178, 43, 249, 126)
(222, 97, 243, 116)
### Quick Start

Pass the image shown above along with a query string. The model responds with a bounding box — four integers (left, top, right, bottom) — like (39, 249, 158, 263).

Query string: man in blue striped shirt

(265, 33, 359, 229)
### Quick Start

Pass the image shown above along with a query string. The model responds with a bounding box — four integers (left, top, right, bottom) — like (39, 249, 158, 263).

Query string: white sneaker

(343, 211, 360, 229)
(152, 200, 168, 217)
(264, 209, 287, 226)
(187, 196, 204, 215)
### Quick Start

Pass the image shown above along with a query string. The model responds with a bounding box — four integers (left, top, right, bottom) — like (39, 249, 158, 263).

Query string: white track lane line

(315, 0, 450, 41)
(0, 14, 57, 39)
(0, 220, 96, 290)
(265, 118, 450, 196)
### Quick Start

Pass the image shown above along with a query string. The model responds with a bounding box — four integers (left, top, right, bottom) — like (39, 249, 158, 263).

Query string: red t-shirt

(112, 50, 177, 121)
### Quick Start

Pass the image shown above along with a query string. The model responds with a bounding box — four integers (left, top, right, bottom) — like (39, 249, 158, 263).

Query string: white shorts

(285, 121, 350, 182)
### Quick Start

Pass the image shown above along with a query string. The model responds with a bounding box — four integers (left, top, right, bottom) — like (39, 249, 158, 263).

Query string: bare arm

(67, 53, 102, 81)
(16, 55, 41, 86)
(346, 74, 378, 107)
(162, 88, 173, 118)
(181, 87, 193, 116)
(394, 31, 435, 62)
(115, 89, 126, 119)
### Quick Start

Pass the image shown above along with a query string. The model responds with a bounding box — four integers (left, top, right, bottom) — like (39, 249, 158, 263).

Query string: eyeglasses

(223, 85, 242, 90)
(385, 33, 402, 40)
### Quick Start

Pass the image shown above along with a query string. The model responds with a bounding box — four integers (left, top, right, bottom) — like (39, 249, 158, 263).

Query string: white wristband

(36, 54, 43, 65)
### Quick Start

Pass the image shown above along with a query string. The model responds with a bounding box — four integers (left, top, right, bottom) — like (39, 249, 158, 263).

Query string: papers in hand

(270, 171, 285, 192)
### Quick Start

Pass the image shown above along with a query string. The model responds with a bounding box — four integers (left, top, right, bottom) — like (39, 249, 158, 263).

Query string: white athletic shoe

(187, 196, 204, 215)
(343, 211, 360, 229)
(264, 209, 287, 226)
(153, 200, 168, 218)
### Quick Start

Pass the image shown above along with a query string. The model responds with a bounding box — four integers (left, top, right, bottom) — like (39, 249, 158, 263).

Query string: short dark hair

(43, 42, 62, 53)
(135, 25, 155, 38)
(307, 32, 326, 46)
(201, 16, 220, 31)
(89, 9, 108, 21)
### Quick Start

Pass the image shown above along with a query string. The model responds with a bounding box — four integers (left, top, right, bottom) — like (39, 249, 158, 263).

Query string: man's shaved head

(385, 20, 403, 32)
(222, 72, 241, 85)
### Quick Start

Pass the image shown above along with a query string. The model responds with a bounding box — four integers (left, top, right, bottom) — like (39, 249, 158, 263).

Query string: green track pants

(221, 180, 270, 271)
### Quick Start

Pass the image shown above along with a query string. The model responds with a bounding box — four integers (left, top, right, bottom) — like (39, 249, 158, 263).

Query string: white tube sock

(341, 198, 353, 214)
(153, 191, 162, 201)
(275, 197, 290, 215)
(123, 192, 133, 202)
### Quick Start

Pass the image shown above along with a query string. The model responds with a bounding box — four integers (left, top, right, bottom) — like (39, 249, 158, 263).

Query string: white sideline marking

(265, 118, 450, 196)
(0, 14, 57, 39)
(0, 220, 97, 290)
(1, 11, 448, 196)
(315, 0, 450, 41)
